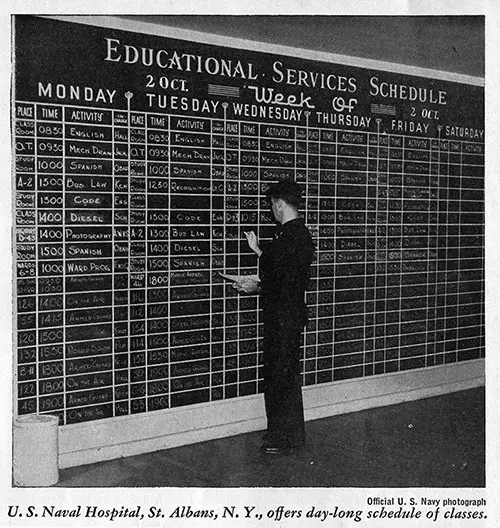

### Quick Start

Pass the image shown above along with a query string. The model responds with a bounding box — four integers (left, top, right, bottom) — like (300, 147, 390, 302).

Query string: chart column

(37, 104, 65, 421)
(15, 102, 39, 418)
(316, 128, 336, 383)
(129, 111, 147, 414)
(458, 141, 485, 360)
(444, 140, 462, 363)
(386, 135, 403, 373)
(334, 131, 369, 380)
(145, 112, 170, 412)
(237, 120, 260, 398)
(168, 115, 212, 407)
(64, 105, 114, 424)
(113, 109, 132, 417)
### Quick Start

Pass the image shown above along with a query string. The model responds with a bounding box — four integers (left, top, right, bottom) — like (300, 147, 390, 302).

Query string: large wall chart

(13, 16, 484, 424)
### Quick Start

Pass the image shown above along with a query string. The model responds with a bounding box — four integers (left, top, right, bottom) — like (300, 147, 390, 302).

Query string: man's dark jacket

(258, 217, 315, 447)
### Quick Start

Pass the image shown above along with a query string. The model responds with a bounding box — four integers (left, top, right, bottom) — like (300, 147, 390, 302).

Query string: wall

(119, 15, 485, 77)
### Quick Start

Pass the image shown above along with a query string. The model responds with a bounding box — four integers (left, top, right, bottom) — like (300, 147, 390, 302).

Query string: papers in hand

(219, 272, 260, 285)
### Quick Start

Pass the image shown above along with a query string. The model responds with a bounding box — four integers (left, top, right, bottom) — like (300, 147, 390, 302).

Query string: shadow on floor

(56, 387, 485, 488)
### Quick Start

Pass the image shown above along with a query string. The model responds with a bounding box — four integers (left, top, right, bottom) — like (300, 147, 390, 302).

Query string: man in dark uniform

(235, 181, 315, 454)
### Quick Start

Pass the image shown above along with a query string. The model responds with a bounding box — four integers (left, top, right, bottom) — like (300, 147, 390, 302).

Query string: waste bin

(13, 414, 59, 486)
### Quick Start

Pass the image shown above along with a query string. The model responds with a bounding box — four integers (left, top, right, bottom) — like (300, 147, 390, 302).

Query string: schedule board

(13, 15, 484, 424)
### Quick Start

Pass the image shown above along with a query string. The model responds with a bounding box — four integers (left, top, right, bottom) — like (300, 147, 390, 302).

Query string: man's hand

(244, 231, 262, 256)
(233, 277, 259, 294)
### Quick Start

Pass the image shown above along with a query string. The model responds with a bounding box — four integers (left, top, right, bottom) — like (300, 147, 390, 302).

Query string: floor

(56, 387, 484, 488)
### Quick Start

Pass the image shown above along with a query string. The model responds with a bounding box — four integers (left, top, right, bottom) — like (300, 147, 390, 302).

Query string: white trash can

(13, 414, 59, 487)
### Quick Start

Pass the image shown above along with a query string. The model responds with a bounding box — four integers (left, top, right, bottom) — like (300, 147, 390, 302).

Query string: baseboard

(58, 358, 484, 468)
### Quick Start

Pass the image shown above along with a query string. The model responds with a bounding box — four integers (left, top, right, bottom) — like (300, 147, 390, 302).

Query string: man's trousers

(262, 318, 305, 448)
